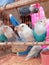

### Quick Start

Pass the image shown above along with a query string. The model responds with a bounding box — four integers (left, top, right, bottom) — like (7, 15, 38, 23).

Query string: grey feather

(25, 46, 41, 60)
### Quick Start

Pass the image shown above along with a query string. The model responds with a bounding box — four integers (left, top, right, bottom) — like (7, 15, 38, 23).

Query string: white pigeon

(15, 23, 34, 42)
(34, 18, 46, 35)
(25, 46, 41, 60)
(33, 18, 47, 42)
(1, 25, 17, 42)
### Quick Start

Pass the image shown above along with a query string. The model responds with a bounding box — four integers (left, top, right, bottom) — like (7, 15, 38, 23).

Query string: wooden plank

(0, 0, 48, 12)
(0, 42, 49, 46)
(11, 42, 49, 46)
(0, 0, 39, 12)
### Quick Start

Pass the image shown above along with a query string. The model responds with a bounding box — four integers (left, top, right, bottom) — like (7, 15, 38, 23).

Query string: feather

(25, 46, 41, 60)
(34, 19, 46, 35)
(2, 25, 18, 42)
(0, 21, 8, 42)
(33, 19, 46, 42)
(15, 23, 34, 42)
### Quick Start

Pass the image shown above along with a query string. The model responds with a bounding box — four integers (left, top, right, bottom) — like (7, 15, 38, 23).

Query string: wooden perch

(0, 0, 48, 12)
(12, 42, 49, 46)
(0, 42, 49, 52)
(6, 42, 49, 52)
(0, 41, 49, 46)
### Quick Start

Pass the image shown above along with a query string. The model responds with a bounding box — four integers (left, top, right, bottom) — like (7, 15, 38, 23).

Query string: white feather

(1, 25, 17, 41)
(15, 24, 34, 42)
(25, 46, 41, 60)
(34, 19, 46, 35)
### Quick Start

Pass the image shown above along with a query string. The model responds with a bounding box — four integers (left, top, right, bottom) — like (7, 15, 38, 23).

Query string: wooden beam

(0, 42, 49, 46)
(11, 42, 49, 52)
(0, 0, 39, 12)
(0, 0, 48, 12)
(12, 42, 49, 46)
(0, 42, 49, 52)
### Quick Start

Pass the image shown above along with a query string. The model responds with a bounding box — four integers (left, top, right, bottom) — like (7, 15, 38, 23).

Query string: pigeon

(0, 20, 8, 42)
(1, 25, 18, 42)
(33, 18, 47, 42)
(9, 14, 20, 27)
(19, 5, 39, 16)
(14, 23, 34, 42)
(25, 46, 41, 60)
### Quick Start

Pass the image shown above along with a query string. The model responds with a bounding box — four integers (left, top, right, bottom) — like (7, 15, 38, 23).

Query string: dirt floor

(0, 53, 41, 65)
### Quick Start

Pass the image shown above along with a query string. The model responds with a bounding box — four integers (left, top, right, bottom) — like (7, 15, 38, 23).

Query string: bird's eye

(22, 25, 24, 27)
(40, 21, 42, 22)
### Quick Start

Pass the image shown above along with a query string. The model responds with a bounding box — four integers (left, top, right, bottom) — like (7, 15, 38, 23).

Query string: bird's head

(36, 18, 47, 26)
(14, 23, 28, 32)
(29, 5, 39, 13)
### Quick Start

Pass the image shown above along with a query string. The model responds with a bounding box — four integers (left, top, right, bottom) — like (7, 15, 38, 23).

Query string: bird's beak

(14, 26, 18, 31)
(14, 26, 22, 31)
(14, 26, 21, 38)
